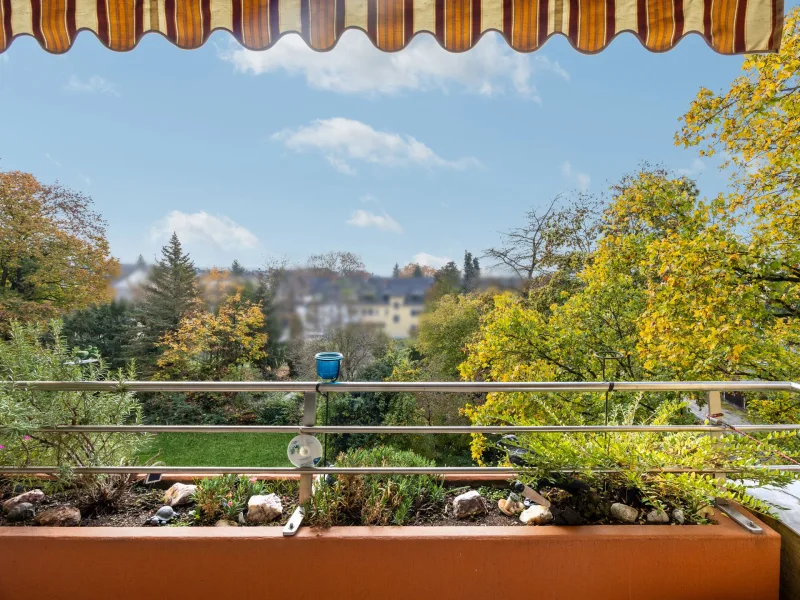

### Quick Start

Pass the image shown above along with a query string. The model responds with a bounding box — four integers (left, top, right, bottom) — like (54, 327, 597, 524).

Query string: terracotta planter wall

(0, 507, 779, 600)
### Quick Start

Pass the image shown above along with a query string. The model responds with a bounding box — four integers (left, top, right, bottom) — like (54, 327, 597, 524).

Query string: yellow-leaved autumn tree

(675, 6, 800, 421)
(156, 293, 267, 379)
(0, 171, 119, 333)
(461, 165, 800, 459)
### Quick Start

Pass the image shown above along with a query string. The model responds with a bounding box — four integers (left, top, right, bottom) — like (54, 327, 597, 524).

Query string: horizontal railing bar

(6, 424, 800, 434)
(2, 465, 799, 475)
(4, 380, 800, 394)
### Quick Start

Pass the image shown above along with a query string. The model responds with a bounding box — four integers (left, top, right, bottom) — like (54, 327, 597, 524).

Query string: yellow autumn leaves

(156, 293, 267, 379)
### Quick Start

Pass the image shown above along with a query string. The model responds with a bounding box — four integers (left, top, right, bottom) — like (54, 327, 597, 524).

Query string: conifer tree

(230, 259, 246, 276)
(128, 233, 198, 372)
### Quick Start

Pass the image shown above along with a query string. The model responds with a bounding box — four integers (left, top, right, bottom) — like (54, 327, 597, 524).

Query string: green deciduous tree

(417, 293, 488, 379)
(428, 261, 461, 302)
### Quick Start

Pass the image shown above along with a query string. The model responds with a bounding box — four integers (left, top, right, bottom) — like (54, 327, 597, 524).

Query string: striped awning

(0, 0, 784, 55)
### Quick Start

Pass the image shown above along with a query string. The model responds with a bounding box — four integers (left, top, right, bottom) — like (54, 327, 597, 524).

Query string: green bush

(0, 321, 146, 479)
(141, 392, 302, 426)
(259, 393, 302, 425)
(511, 397, 800, 517)
(305, 446, 444, 527)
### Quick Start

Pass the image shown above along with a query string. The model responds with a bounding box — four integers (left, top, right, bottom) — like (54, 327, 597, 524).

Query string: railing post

(707, 390, 726, 482)
(284, 390, 317, 537)
(299, 391, 317, 503)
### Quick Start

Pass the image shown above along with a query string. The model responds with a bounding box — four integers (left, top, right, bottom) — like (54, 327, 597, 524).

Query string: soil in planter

(0, 479, 302, 528)
(0, 478, 707, 528)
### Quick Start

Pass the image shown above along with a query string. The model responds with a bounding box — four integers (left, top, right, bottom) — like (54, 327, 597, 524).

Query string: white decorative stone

(246, 494, 283, 524)
(519, 505, 553, 526)
(672, 509, 685, 525)
(452, 490, 486, 519)
(610, 503, 638, 524)
(163, 483, 196, 507)
(3, 489, 45, 513)
(646, 509, 670, 524)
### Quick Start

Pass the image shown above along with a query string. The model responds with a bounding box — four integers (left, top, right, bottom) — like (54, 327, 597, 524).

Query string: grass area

(137, 433, 293, 467)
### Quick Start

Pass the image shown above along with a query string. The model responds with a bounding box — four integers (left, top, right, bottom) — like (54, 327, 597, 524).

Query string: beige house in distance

(276, 274, 432, 340)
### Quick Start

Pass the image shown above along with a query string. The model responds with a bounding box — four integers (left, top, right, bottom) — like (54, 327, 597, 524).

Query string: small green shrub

(305, 446, 445, 527)
(259, 393, 302, 425)
(192, 475, 298, 523)
(193, 475, 265, 523)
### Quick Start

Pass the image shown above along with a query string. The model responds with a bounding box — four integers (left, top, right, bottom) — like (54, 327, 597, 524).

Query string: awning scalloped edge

(0, 0, 785, 55)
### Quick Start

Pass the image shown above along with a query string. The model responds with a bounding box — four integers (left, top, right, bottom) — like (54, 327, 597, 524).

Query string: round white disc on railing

(287, 434, 322, 468)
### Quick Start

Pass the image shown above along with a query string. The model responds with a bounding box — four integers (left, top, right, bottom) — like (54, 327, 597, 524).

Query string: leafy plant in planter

(508, 397, 799, 519)
(305, 447, 445, 527)
(192, 475, 298, 523)
(0, 322, 146, 486)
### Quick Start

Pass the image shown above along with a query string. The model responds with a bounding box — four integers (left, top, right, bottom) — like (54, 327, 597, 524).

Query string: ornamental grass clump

(305, 446, 445, 527)
(0, 322, 146, 485)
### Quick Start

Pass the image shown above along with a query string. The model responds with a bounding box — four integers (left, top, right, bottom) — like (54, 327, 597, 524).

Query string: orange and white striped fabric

(0, 0, 784, 54)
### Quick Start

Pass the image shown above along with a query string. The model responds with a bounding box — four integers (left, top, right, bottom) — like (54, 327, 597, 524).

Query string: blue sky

(0, 21, 790, 275)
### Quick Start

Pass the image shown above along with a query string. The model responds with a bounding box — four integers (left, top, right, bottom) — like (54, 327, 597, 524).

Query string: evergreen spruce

(392, 263, 400, 278)
(128, 233, 198, 372)
(463, 251, 481, 292)
(230, 259, 246, 276)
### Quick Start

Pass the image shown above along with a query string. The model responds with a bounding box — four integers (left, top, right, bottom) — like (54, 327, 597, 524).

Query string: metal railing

(2, 379, 799, 475)
(2, 380, 800, 532)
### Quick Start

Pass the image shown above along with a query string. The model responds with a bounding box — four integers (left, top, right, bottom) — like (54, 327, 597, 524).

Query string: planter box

(0, 506, 779, 600)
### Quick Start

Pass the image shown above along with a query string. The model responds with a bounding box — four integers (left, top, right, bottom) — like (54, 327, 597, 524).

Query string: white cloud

(677, 158, 705, 177)
(79, 173, 92, 186)
(413, 252, 451, 269)
(561, 161, 590, 192)
(359, 193, 378, 203)
(150, 211, 260, 250)
(347, 209, 403, 234)
(65, 75, 120, 97)
(272, 118, 479, 174)
(219, 31, 568, 99)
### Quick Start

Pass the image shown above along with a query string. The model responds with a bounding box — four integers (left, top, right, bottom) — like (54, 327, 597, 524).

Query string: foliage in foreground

(511, 398, 799, 517)
(0, 322, 145, 479)
(305, 447, 445, 527)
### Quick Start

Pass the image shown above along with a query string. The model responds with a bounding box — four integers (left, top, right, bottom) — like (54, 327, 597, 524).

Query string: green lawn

(137, 433, 293, 467)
